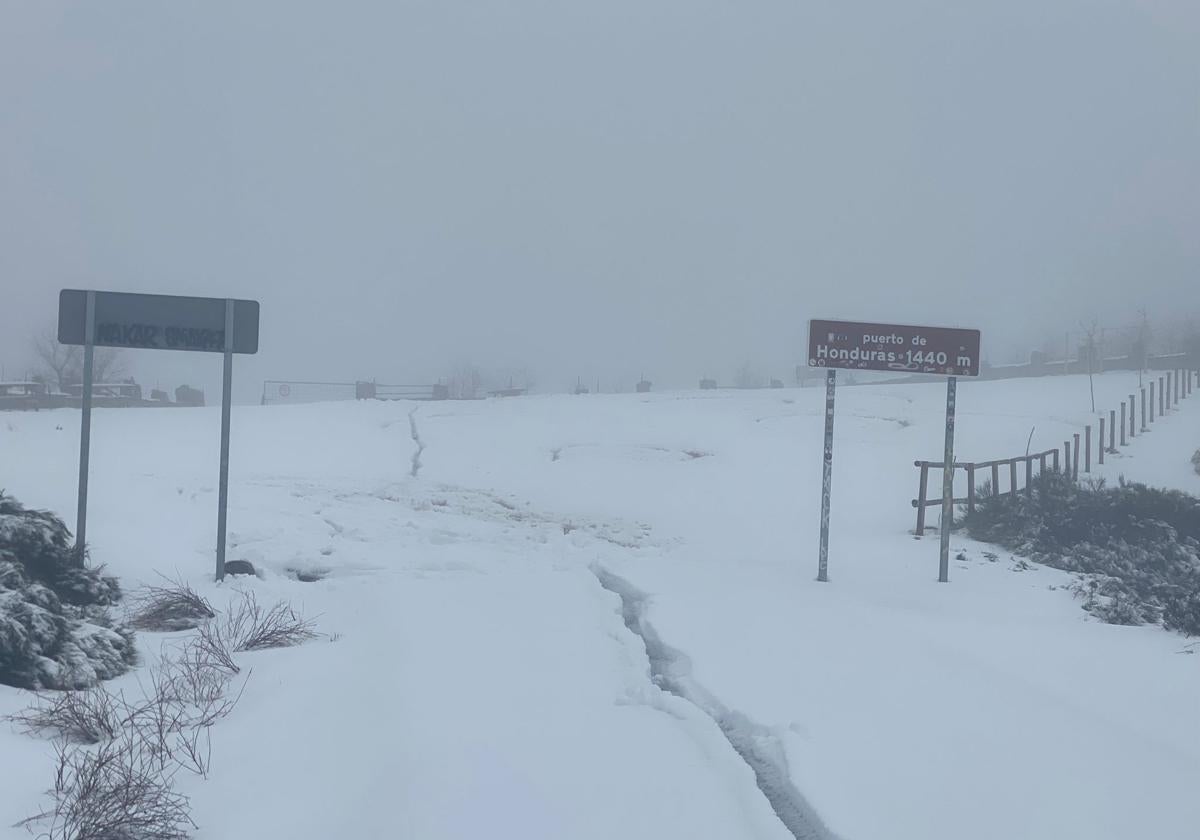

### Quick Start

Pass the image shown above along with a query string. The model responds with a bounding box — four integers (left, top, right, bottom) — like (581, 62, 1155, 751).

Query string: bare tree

(32, 329, 81, 391)
(92, 348, 125, 383)
(32, 328, 124, 391)
(733, 361, 764, 390)
(1080, 319, 1099, 412)
(445, 363, 483, 400)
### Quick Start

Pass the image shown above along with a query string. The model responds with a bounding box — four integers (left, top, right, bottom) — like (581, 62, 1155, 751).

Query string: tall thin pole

(817, 369, 836, 582)
(939, 376, 957, 583)
(75, 291, 96, 564)
(216, 299, 235, 581)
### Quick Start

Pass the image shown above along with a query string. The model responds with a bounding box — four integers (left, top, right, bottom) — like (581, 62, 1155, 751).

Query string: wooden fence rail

(910, 368, 1200, 535)
(912, 448, 1059, 536)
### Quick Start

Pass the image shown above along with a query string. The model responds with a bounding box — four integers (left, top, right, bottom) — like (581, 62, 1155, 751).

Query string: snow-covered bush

(27, 734, 195, 840)
(9, 686, 126, 744)
(963, 472, 1200, 635)
(128, 577, 215, 632)
(0, 491, 136, 689)
(10, 633, 250, 838)
(194, 590, 317, 674)
(1192, 449, 1200, 476)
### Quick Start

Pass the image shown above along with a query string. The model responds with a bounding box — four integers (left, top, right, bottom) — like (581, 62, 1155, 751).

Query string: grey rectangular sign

(807, 319, 981, 377)
(58, 289, 260, 354)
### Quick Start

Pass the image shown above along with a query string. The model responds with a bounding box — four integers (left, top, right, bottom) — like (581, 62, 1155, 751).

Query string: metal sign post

(817, 368, 836, 582)
(59, 289, 259, 581)
(807, 319, 980, 583)
(74, 291, 96, 563)
(215, 299, 235, 581)
(938, 377, 957, 583)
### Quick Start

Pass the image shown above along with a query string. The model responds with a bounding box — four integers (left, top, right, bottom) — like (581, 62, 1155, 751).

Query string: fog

(2, 1, 1198, 401)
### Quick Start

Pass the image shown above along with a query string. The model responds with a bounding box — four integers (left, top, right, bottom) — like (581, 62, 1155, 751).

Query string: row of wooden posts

(912, 368, 1198, 536)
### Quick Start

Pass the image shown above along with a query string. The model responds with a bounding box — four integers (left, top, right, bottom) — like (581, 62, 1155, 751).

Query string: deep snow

(2, 371, 1198, 839)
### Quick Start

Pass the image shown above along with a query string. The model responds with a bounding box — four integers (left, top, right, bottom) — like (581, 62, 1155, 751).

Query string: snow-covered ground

(3, 371, 1199, 839)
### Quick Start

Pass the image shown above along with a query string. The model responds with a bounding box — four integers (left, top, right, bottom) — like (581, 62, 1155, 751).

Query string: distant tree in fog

(1080, 319, 1099, 412)
(734, 361, 765, 390)
(445, 363, 483, 400)
(32, 328, 124, 391)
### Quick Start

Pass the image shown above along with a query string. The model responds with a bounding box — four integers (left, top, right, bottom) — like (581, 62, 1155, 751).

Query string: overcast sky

(2, 1, 1198, 400)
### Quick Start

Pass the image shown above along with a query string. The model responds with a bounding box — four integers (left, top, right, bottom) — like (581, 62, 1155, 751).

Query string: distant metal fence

(260, 380, 445, 405)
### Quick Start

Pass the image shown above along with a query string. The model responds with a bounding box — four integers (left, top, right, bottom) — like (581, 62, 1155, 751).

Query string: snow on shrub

(0, 491, 136, 689)
(23, 733, 196, 840)
(962, 471, 1200, 636)
(195, 590, 317, 674)
(128, 577, 216, 632)
(9, 621, 253, 839)
(1192, 449, 1200, 476)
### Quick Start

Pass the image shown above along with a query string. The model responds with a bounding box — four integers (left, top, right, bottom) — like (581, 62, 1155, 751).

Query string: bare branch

(127, 576, 216, 632)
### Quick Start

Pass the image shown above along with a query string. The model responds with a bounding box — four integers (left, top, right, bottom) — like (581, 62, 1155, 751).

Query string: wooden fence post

(1072, 434, 1080, 481)
(1120, 402, 1127, 446)
(1160, 376, 1165, 416)
(1084, 425, 1091, 473)
(1098, 417, 1106, 464)
(1052, 448, 1059, 472)
(1009, 459, 1018, 497)
(991, 462, 999, 494)
(967, 465, 976, 514)
(1129, 396, 1136, 437)
(1176, 370, 1181, 403)
(1025, 457, 1033, 497)
(1150, 381, 1155, 423)
(1140, 388, 1147, 431)
(915, 462, 929, 536)
(1063, 441, 1071, 476)
(1109, 409, 1116, 451)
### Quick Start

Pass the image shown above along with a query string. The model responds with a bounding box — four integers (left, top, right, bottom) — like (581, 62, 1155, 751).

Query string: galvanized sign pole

(817, 368, 836, 582)
(938, 376, 957, 583)
(74, 291, 96, 563)
(215, 299, 235, 581)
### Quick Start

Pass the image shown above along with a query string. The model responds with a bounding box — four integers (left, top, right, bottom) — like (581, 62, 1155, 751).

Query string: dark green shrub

(963, 472, 1200, 635)
(0, 491, 136, 689)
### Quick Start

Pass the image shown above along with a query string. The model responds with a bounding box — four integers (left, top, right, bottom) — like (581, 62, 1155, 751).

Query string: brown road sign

(807, 319, 981, 377)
